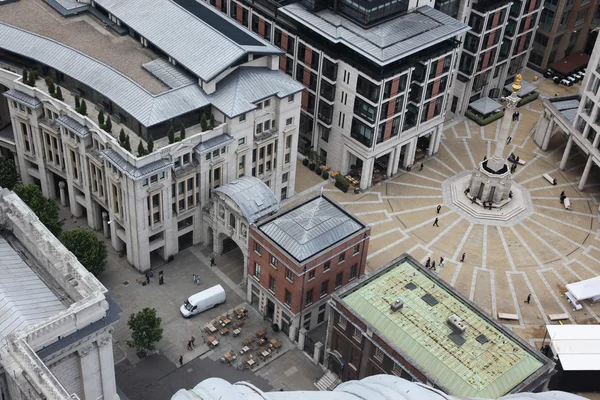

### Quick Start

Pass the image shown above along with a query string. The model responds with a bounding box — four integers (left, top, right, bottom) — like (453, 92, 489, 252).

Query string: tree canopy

(13, 184, 63, 237)
(0, 156, 19, 190)
(126, 308, 163, 353)
(60, 228, 108, 276)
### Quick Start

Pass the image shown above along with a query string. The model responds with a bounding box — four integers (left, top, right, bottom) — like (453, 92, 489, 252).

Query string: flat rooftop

(339, 259, 547, 398)
(258, 195, 365, 263)
(0, 0, 168, 94)
(548, 96, 580, 125)
(279, 5, 469, 65)
(0, 235, 67, 341)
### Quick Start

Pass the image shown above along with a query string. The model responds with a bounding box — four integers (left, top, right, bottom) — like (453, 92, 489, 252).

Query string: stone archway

(214, 231, 247, 284)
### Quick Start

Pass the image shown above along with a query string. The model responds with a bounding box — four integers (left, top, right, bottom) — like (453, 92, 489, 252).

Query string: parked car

(561, 78, 573, 86)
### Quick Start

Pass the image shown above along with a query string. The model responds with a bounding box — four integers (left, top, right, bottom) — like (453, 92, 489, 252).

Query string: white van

(180, 284, 226, 318)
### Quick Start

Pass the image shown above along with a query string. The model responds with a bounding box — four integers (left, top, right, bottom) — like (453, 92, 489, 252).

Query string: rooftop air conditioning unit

(447, 314, 466, 333)
(390, 299, 404, 312)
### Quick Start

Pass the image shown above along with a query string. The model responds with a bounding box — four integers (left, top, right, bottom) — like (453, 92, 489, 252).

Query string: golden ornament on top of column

(512, 74, 522, 95)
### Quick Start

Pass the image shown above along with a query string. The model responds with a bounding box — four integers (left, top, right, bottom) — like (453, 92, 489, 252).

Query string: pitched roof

(213, 177, 280, 223)
(0, 236, 66, 341)
(3, 88, 43, 109)
(102, 148, 172, 180)
(56, 115, 90, 138)
(258, 195, 365, 262)
(94, 0, 281, 82)
(193, 133, 235, 154)
(279, 5, 469, 65)
(339, 258, 549, 398)
(469, 97, 502, 115)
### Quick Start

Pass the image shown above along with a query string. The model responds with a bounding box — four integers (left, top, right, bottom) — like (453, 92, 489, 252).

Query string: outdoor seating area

(201, 303, 293, 371)
(466, 97, 504, 126)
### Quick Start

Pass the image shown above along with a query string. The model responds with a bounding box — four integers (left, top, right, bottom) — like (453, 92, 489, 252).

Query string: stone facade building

(0, 188, 121, 400)
(324, 254, 555, 397)
(248, 194, 370, 343)
(0, 0, 303, 271)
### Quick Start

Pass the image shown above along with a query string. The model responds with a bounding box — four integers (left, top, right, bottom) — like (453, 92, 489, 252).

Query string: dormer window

(264, 99, 270, 107)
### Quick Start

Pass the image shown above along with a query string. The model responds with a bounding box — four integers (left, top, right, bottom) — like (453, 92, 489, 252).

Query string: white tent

(546, 325, 600, 371)
(566, 276, 600, 301)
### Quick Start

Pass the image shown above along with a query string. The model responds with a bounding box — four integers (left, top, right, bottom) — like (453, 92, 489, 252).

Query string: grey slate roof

(0, 23, 301, 126)
(142, 58, 196, 89)
(194, 133, 235, 154)
(550, 98, 580, 125)
(279, 5, 469, 65)
(213, 177, 280, 223)
(469, 97, 502, 115)
(3, 88, 43, 109)
(212, 67, 305, 118)
(56, 115, 90, 138)
(0, 236, 66, 341)
(102, 148, 172, 180)
(93, 0, 281, 82)
(259, 195, 365, 262)
(504, 80, 537, 97)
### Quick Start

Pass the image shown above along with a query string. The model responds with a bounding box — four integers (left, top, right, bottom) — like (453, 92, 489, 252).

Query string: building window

(269, 276, 276, 292)
(350, 348, 360, 369)
(286, 117, 293, 125)
(374, 347, 384, 362)
(285, 290, 292, 306)
(255, 243, 261, 254)
(288, 95, 294, 102)
(392, 363, 403, 376)
(239, 113, 246, 122)
(305, 289, 313, 305)
(352, 326, 361, 342)
(353, 244, 360, 255)
(238, 137, 245, 145)
(285, 153, 290, 164)
(308, 270, 315, 280)
(270, 256, 278, 268)
(254, 263, 261, 279)
(320, 280, 328, 297)
(338, 315, 347, 329)
(335, 272, 343, 288)
(264, 99, 270, 107)
(350, 264, 358, 280)
(323, 261, 330, 271)
(303, 312, 311, 330)
(338, 252, 345, 263)
(282, 173, 288, 183)
(286, 268, 294, 282)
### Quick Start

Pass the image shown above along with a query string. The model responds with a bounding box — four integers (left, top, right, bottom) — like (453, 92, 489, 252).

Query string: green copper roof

(342, 261, 543, 398)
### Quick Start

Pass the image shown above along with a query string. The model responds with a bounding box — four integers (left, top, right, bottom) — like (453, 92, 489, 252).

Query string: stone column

(297, 327, 307, 349)
(359, 158, 374, 191)
(434, 124, 443, 154)
(78, 344, 99, 400)
(391, 144, 402, 175)
(541, 120, 554, 151)
(427, 131, 436, 156)
(341, 149, 350, 175)
(58, 181, 67, 207)
(487, 75, 521, 172)
(102, 212, 110, 238)
(386, 149, 394, 177)
(242, 252, 248, 281)
(578, 155, 594, 191)
(559, 135, 574, 170)
(97, 336, 119, 400)
(313, 342, 324, 365)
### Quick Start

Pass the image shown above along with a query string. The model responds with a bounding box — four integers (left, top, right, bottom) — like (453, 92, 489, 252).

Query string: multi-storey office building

(439, 0, 543, 114)
(0, 0, 303, 271)
(528, 0, 600, 72)
(199, 0, 469, 190)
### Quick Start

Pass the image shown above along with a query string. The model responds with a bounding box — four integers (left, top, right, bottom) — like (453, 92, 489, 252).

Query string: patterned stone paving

(292, 98, 600, 344)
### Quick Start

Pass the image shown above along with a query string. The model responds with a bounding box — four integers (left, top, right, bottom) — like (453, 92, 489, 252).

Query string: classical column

(78, 344, 99, 400)
(97, 336, 119, 400)
(578, 155, 594, 191)
(359, 158, 374, 191)
(559, 135, 574, 170)
(242, 252, 248, 281)
(58, 181, 67, 207)
(427, 131, 436, 156)
(541, 120, 554, 151)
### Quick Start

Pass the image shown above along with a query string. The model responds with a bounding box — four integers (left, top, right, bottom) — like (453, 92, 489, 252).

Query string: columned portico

(578, 155, 594, 191)
(559, 135, 574, 170)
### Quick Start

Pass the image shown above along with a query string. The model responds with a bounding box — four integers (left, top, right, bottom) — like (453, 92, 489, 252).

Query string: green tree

(98, 110, 105, 126)
(27, 75, 36, 87)
(60, 228, 107, 276)
(55, 86, 63, 101)
(13, 184, 63, 237)
(22, 69, 28, 84)
(168, 127, 175, 144)
(180, 123, 186, 139)
(119, 128, 126, 145)
(126, 308, 163, 353)
(46, 78, 55, 94)
(104, 117, 112, 133)
(75, 95, 80, 110)
(137, 141, 146, 157)
(200, 113, 208, 131)
(147, 135, 154, 153)
(79, 99, 87, 116)
(209, 113, 215, 129)
(124, 134, 131, 152)
(0, 156, 19, 190)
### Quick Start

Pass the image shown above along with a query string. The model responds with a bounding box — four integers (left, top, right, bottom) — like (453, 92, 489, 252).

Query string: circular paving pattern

(301, 99, 600, 343)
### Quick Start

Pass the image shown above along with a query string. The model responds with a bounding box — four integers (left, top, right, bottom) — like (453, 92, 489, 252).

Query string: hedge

(315, 167, 322, 175)
(308, 163, 316, 171)
(302, 158, 309, 166)
(335, 175, 349, 193)
(465, 109, 504, 126)
(517, 91, 539, 107)
(322, 171, 329, 180)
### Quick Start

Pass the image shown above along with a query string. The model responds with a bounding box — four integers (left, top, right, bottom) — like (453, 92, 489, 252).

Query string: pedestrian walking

(210, 255, 216, 266)
(425, 258, 430, 269)
(431, 261, 436, 270)
(439, 256, 444, 267)
(145, 273, 150, 285)
(191, 336, 196, 348)
(436, 205, 442, 214)
(179, 355, 183, 366)
(525, 294, 531, 304)
(187, 341, 193, 351)
(560, 191, 566, 204)
(464, 187, 470, 195)
(196, 274, 201, 285)
(433, 217, 439, 227)
(461, 252, 466, 262)
(419, 163, 424, 171)
(506, 136, 512, 145)
(192, 274, 197, 284)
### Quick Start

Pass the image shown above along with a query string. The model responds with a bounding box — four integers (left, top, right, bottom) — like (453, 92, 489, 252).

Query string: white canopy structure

(546, 325, 600, 371)
(566, 276, 600, 302)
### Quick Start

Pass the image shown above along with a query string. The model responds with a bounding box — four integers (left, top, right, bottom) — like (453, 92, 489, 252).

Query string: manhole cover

(122, 280, 130, 286)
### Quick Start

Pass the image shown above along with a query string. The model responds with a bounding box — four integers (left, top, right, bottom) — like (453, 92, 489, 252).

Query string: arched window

(229, 213, 236, 229)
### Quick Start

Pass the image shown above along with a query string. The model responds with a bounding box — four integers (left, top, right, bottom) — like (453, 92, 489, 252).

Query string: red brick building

(247, 194, 370, 343)
(325, 254, 555, 396)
